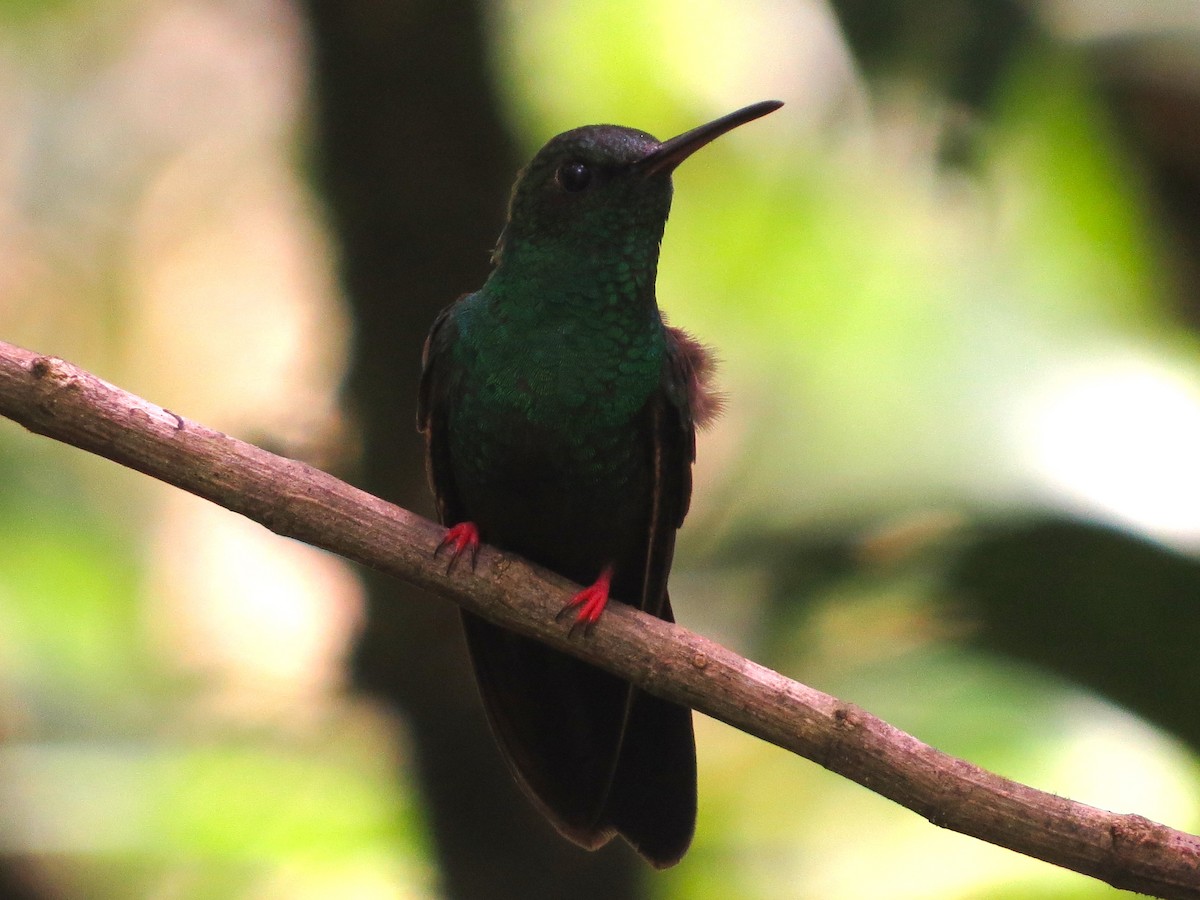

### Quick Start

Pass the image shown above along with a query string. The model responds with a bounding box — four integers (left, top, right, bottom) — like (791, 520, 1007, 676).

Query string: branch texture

(0, 338, 1198, 898)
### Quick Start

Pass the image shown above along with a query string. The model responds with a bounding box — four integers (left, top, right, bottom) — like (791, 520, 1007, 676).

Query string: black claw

(434, 537, 460, 575)
(434, 531, 480, 575)
(558, 606, 597, 638)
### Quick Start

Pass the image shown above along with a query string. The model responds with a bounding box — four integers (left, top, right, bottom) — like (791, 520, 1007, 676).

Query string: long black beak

(637, 100, 783, 177)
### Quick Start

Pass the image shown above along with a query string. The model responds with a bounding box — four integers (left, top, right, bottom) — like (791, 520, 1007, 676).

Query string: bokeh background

(2, 0, 1200, 897)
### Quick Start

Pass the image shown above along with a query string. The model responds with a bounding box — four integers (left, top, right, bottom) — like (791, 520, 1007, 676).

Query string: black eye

(556, 161, 592, 192)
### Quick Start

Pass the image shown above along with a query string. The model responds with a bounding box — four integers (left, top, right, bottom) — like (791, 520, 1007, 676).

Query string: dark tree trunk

(299, 2, 644, 896)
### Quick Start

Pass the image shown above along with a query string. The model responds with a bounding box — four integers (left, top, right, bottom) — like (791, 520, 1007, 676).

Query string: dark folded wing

(417, 297, 467, 524)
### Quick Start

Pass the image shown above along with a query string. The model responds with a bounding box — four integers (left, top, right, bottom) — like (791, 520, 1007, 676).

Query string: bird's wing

(593, 325, 717, 866)
(417, 296, 467, 525)
(639, 325, 720, 617)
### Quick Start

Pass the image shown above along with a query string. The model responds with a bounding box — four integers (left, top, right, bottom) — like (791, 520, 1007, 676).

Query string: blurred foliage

(952, 516, 1200, 749)
(1, 0, 1200, 898)
(0, 0, 81, 25)
(830, 0, 1034, 112)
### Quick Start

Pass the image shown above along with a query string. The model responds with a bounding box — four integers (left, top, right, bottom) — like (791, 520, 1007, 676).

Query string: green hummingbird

(417, 100, 781, 866)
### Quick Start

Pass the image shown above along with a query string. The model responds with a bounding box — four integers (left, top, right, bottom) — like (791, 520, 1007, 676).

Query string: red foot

(560, 565, 613, 631)
(436, 522, 480, 573)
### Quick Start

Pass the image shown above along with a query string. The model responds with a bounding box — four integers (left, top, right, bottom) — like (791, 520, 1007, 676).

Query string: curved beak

(637, 100, 783, 177)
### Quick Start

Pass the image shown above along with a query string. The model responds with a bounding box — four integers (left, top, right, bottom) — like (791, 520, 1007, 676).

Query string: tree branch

(0, 337, 1197, 898)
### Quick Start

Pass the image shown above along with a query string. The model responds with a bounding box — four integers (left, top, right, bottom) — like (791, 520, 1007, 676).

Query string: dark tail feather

(461, 611, 628, 846)
(462, 608, 697, 864)
(599, 591, 696, 866)
(602, 688, 697, 867)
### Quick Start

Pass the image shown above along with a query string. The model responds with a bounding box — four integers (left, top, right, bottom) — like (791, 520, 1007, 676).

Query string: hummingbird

(417, 100, 781, 867)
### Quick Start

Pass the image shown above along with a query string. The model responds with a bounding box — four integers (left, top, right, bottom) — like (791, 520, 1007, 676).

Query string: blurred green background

(2, 0, 1200, 897)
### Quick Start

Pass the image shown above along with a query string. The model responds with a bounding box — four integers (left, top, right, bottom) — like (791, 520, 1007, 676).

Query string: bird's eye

(556, 161, 592, 193)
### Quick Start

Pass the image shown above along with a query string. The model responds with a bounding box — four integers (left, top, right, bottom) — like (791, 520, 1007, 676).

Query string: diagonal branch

(0, 336, 1197, 898)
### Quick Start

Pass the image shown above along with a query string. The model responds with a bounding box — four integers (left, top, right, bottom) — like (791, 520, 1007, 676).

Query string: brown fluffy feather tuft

(665, 326, 724, 429)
